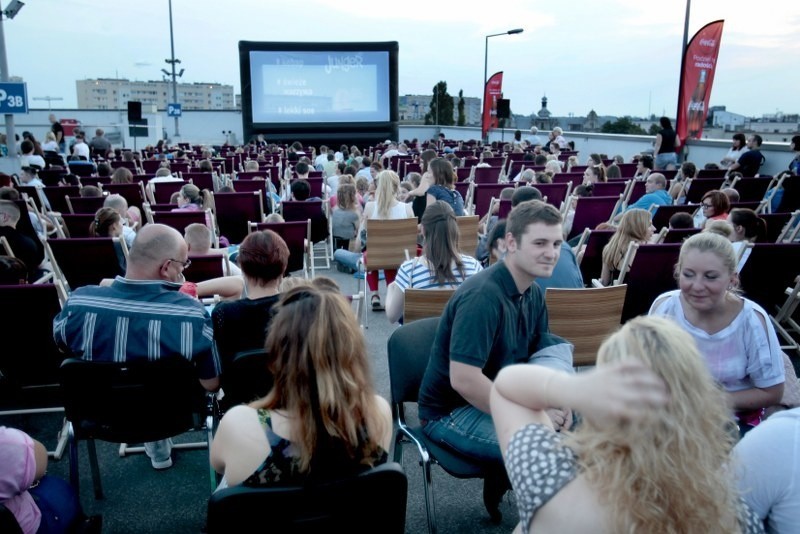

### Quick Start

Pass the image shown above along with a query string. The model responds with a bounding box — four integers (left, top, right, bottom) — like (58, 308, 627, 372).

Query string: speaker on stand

(496, 99, 510, 141)
(127, 101, 146, 151)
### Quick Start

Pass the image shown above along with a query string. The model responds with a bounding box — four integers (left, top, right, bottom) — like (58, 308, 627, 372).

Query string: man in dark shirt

(728, 135, 765, 177)
(88, 128, 112, 157)
(49, 114, 64, 154)
(417, 200, 574, 520)
(0, 200, 44, 282)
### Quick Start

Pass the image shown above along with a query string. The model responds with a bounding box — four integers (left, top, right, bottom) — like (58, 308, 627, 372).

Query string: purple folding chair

(685, 178, 725, 204)
(738, 243, 800, 313)
(57, 213, 96, 238)
(102, 182, 146, 211)
(473, 184, 509, 219)
(46, 237, 127, 291)
(472, 166, 503, 184)
(731, 177, 773, 203)
(65, 195, 105, 215)
(578, 229, 615, 287)
(249, 220, 310, 277)
(568, 196, 621, 240)
(213, 192, 265, 246)
(661, 228, 700, 243)
(620, 243, 681, 323)
(151, 210, 210, 236)
(534, 183, 570, 211)
(651, 204, 697, 231)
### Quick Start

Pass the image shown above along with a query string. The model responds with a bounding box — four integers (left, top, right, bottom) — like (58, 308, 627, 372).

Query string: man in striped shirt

(53, 223, 221, 470)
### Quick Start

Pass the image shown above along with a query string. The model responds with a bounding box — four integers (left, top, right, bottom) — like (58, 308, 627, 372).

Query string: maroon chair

(102, 182, 146, 211)
(651, 204, 698, 231)
(617, 163, 637, 178)
(236, 171, 271, 181)
(151, 180, 190, 204)
(46, 237, 127, 291)
(65, 195, 105, 215)
(697, 168, 727, 178)
(40, 185, 81, 214)
(568, 196, 621, 240)
(534, 183, 570, 211)
(738, 243, 800, 314)
(773, 175, 800, 213)
(685, 178, 725, 204)
(141, 160, 166, 174)
(661, 227, 700, 243)
(498, 199, 512, 219)
(578, 229, 615, 287)
(151, 210, 209, 235)
(620, 243, 682, 322)
(213, 192, 265, 246)
(626, 181, 647, 205)
(183, 254, 228, 283)
(592, 181, 628, 198)
(110, 160, 137, 171)
(472, 184, 509, 219)
(472, 166, 503, 184)
(305, 177, 325, 199)
(182, 172, 216, 192)
(57, 213, 96, 238)
(249, 220, 310, 276)
(760, 212, 794, 243)
(455, 168, 472, 182)
(80, 176, 112, 188)
(281, 200, 329, 246)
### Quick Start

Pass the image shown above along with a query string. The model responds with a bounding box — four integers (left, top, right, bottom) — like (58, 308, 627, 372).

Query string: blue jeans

(333, 249, 361, 272)
(655, 152, 678, 170)
(422, 404, 504, 465)
(30, 476, 82, 533)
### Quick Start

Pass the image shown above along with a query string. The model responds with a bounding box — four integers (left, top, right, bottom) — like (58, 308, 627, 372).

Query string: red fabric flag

(677, 20, 724, 142)
(482, 72, 504, 139)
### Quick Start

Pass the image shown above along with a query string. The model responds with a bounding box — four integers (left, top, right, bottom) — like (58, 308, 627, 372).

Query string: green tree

(601, 116, 647, 135)
(424, 81, 455, 125)
(457, 90, 466, 126)
(648, 123, 660, 135)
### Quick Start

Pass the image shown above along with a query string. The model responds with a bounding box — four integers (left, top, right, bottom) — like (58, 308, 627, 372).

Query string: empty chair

(472, 166, 503, 184)
(60, 356, 216, 499)
(576, 229, 615, 286)
(534, 183, 571, 211)
(151, 209, 214, 236)
(472, 184, 509, 219)
(214, 192, 265, 246)
(55, 213, 96, 238)
(684, 177, 725, 204)
(65, 195, 105, 215)
(545, 284, 628, 366)
(455, 215, 479, 256)
(206, 462, 407, 534)
(617, 243, 682, 322)
(281, 200, 331, 269)
(46, 237, 128, 291)
(568, 196, 621, 240)
(39, 185, 81, 214)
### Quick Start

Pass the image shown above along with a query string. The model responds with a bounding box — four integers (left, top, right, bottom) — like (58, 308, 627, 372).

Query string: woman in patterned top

(490, 315, 765, 534)
(210, 281, 392, 489)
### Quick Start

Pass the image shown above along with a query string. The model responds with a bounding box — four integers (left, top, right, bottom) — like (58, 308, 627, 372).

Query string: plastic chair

(60, 356, 217, 499)
(206, 462, 407, 534)
(388, 317, 491, 533)
(0, 282, 70, 459)
(545, 285, 627, 367)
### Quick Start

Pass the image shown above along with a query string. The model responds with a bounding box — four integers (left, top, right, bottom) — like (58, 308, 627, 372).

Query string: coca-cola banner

(482, 71, 503, 139)
(677, 20, 724, 142)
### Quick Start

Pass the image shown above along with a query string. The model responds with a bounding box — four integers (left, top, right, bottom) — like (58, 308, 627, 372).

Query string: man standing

(88, 128, 112, 157)
(49, 114, 64, 154)
(727, 135, 765, 177)
(418, 200, 574, 521)
(53, 224, 221, 470)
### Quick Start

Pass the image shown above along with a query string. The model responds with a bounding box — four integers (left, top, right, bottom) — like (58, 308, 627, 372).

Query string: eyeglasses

(169, 258, 192, 269)
(701, 203, 714, 209)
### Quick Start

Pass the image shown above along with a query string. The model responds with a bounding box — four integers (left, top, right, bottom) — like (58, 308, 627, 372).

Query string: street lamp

(0, 0, 24, 165)
(482, 28, 523, 143)
(161, 0, 183, 140)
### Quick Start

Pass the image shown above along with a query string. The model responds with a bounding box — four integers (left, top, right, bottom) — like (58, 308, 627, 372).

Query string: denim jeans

(422, 404, 504, 465)
(144, 438, 173, 462)
(655, 152, 678, 170)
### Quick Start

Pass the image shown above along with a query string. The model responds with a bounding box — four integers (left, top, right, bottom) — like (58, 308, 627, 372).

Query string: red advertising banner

(482, 71, 503, 139)
(677, 20, 724, 142)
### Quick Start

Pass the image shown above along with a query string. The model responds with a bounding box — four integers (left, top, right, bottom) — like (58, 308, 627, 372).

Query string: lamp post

(0, 0, 23, 165)
(33, 96, 63, 112)
(482, 28, 523, 143)
(161, 0, 184, 141)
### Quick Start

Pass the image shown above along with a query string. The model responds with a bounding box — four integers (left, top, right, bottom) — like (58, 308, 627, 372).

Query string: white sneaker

(151, 456, 173, 470)
(147, 438, 174, 470)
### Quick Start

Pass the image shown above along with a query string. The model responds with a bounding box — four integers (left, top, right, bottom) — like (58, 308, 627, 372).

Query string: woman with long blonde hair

(491, 315, 763, 533)
(599, 208, 655, 285)
(210, 283, 392, 487)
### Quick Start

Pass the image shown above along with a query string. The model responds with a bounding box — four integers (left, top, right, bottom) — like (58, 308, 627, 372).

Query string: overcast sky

(6, 0, 797, 118)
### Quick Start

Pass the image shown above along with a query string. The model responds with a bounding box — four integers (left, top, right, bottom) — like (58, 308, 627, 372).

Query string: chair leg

(67, 423, 79, 496)
(421, 456, 438, 534)
(363, 268, 369, 329)
(51, 418, 69, 460)
(87, 439, 104, 500)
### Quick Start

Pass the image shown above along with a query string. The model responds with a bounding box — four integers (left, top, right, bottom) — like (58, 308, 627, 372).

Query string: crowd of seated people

(0, 134, 797, 533)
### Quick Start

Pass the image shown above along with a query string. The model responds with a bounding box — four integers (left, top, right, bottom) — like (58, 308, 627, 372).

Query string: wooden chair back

(403, 288, 455, 324)
(455, 215, 479, 257)
(364, 218, 418, 271)
(545, 284, 627, 366)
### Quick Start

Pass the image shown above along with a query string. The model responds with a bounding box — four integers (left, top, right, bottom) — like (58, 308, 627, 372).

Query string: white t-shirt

(649, 290, 785, 392)
(735, 407, 800, 533)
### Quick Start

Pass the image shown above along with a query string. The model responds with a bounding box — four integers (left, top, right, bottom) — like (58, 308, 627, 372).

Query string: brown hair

(89, 207, 121, 237)
(421, 201, 464, 284)
(237, 229, 289, 283)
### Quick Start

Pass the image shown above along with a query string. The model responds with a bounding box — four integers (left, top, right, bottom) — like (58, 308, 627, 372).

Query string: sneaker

(371, 295, 385, 311)
(147, 438, 174, 470)
(151, 456, 173, 470)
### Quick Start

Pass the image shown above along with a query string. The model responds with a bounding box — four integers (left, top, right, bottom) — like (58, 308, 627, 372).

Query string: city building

(76, 78, 235, 110)
(399, 94, 481, 125)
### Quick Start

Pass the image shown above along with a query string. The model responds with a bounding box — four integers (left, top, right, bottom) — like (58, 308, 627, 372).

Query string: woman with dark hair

(696, 189, 731, 228)
(210, 283, 391, 488)
(653, 116, 680, 170)
(385, 201, 482, 323)
(211, 229, 289, 373)
(633, 154, 654, 181)
(728, 208, 767, 271)
(721, 133, 749, 169)
(110, 167, 133, 184)
(426, 158, 465, 216)
(89, 207, 127, 274)
(582, 164, 607, 184)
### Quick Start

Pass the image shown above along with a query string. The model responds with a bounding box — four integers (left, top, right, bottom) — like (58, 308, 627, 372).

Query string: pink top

(0, 427, 40, 534)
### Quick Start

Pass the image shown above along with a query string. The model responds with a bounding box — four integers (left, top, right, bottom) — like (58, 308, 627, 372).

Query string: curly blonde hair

(565, 316, 741, 533)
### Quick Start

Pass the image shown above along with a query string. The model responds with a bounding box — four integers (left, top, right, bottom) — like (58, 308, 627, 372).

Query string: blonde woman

(599, 208, 655, 286)
(491, 315, 764, 533)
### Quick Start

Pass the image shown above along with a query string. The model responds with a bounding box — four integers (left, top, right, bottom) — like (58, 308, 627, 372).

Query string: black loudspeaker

(127, 101, 142, 121)
(129, 119, 148, 138)
(496, 99, 511, 119)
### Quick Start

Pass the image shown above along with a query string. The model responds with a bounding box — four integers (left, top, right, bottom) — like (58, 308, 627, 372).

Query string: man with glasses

(54, 223, 221, 471)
